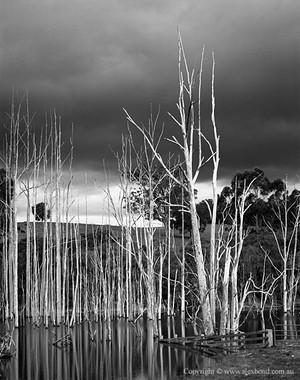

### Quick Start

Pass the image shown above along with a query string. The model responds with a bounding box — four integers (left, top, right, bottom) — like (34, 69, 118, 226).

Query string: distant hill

(16, 221, 216, 251)
(16, 221, 166, 241)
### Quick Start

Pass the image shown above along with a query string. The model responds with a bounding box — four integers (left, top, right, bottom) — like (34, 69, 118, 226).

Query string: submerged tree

(265, 184, 300, 314)
(124, 33, 219, 335)
(0, 168, 14, 234)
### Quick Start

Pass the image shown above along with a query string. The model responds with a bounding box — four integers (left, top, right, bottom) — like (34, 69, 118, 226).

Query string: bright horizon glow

(16, 171, 300, 226)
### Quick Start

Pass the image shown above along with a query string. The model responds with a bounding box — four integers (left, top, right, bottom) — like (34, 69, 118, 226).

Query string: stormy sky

(1, 0, 299, 223)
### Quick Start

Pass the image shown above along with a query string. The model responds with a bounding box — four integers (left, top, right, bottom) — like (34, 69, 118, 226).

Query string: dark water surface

(2, 313, 299, 379)
(0, 318, 217, 380)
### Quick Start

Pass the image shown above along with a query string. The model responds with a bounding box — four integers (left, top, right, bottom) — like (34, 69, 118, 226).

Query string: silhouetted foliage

(127, 163, 196, 230)
(217, 168, 295, 229)
(31, 202, 51, 222)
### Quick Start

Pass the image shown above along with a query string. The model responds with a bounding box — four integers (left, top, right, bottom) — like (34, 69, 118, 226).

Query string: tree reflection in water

(0, 317, 215, 380)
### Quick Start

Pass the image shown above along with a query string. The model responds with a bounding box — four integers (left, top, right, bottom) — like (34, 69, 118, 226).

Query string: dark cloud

(1, 0, 299, 204)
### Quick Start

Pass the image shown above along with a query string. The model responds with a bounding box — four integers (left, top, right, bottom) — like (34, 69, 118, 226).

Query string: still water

(0, 318, 217, 380)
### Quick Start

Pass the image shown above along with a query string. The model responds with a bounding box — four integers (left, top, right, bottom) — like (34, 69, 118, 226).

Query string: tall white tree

(124, 33, 219, 335)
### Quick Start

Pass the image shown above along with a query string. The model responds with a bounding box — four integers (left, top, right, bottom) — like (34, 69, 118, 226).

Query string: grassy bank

(205, 340, 300, 379)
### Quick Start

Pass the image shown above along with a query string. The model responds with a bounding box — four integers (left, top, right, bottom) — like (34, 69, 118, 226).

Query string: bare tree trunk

(167, 213, 171, 316)
(180, 195, 185, 320)
(6, 99, 20, 327)
(70, 223, 80, 326)
(208, 54, 220, 330)
(219, 245, 231, 335)
(123, 33, 217, 335)
(125, 222, 133, 320)
(189, 184, 214, 334)
(287, 198, 300, 313)
(157, 243, 164, 319)
(54, 118, 62, 324)
(266, 184, 299, 315)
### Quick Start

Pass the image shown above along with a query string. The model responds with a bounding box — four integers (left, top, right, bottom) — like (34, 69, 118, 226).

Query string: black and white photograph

(0, 1, 299, 379)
